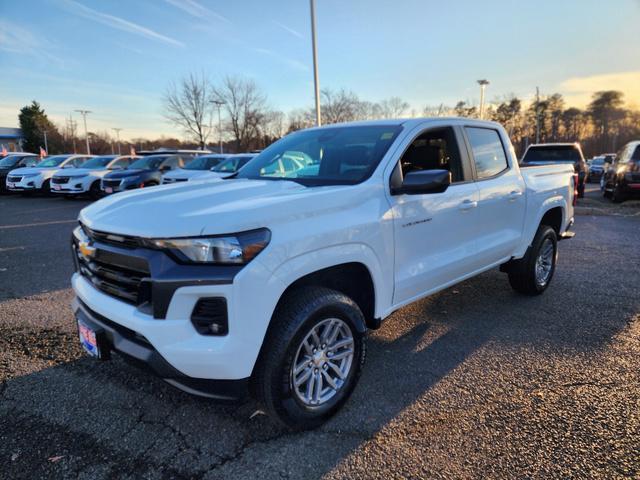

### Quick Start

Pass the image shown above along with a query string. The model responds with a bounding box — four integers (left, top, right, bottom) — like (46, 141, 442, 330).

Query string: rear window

(631, 146, 640, 161)
(522, 146, 581, 163)
(465, 127, 508, 179)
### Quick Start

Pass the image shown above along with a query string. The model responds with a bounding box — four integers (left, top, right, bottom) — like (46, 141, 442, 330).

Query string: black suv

(521, 143, 588, 197)
(601, 141, 640, 203)
(0, 153, 38, 193)
(101, 154, 192, 194)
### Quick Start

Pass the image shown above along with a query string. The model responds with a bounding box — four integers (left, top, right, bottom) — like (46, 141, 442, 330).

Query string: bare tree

(379, 97, 410, 118)
(164, 73, 213, 149)
(321, 88, 362, 124)
(213, 76, 267, 151)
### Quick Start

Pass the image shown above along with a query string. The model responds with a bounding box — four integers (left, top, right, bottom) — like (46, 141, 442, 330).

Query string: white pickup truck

(71, 118, 576, 429)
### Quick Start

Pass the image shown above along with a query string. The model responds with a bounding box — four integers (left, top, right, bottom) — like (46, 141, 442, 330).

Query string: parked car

(601, 141, 640, 202)
(162, 154, 231, 184)
(101, 154, 192, 194)
(0, 152, 38, 193)
(201, 153, 257, 180)
(6, 154, 93, 194)
(521, 143, 587, 197)
(50, 154, 140, 199)
(71, 118, 576, 429)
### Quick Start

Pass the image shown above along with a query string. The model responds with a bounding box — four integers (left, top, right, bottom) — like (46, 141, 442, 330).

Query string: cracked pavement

(1, 189, 639, 479)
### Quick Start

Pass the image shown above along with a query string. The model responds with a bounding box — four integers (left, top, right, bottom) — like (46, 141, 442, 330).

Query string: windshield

(212, 157, 240, 173)
(129, 155, 168, 169)
(184, 155, 228, 170)
(522, 146, 581, 163)
(235, 125, 403, 185)
(81, 156, 116, 169)
(36, 155, 70, 167)
(0, 155, 27, 167)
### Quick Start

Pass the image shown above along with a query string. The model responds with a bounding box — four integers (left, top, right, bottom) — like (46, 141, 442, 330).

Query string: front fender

(260, 243, 390, 322)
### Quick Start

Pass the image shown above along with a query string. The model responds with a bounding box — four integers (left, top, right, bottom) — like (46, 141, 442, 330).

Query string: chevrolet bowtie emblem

(79, 241, 96, 258)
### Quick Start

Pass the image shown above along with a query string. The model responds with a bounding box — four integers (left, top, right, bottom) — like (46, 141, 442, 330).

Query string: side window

(631, 145, 640, 161)
(465, 127, 508, 179)
(399, 127, 465, 183)
(74, 156, 88, 167)
(111, 158, 129, 169)
(25, 157, 37, 167)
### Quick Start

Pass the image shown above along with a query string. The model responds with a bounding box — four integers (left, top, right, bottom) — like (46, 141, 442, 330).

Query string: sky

(1, 0, 639, 140)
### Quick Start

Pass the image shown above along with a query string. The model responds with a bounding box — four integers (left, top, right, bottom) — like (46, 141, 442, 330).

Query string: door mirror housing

(391, 169, 451, 195)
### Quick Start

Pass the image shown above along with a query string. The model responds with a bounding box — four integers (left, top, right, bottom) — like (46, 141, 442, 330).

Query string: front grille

(83, 225, 140, 249)
(76, 247, 150, 305)
(7, 175, 21, 182)
(52, 176, 69, 184)
(102, 179, 122, 188)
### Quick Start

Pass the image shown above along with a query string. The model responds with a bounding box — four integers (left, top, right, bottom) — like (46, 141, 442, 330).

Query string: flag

(1, 145, 7, 156)
(130, 146, 136, 156)
(40, 146, 47, 158)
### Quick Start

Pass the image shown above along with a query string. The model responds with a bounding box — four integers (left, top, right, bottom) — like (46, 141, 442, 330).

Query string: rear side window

(465, 127, 508, 179)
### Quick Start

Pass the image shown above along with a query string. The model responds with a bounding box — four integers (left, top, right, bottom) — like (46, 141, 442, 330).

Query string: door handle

(459, 199, 478, 211)
(508, 190, 523, 201)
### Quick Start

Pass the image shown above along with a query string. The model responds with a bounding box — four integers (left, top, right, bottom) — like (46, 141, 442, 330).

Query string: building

(0, 127, 24, 152)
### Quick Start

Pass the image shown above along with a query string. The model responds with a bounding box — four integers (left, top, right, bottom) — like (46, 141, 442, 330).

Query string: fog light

(191, 298, 228, 335)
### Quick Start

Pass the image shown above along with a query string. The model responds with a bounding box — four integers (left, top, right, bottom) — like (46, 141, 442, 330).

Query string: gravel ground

(0, 190, 639, 479)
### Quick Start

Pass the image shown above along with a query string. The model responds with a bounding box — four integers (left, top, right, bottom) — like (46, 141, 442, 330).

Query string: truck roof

(304, 117, 505, 130)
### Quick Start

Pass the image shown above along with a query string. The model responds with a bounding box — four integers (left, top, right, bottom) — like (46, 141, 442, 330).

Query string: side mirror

(392, 169, 451, 195)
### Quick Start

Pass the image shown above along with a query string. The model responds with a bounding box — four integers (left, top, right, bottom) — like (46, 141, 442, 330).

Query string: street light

(75, 109, 92, 154)
(112, 128, 122, 155)
(310, 0, 321, 126)
(477, 79, 489, 119)
(210, 100, 225, 153)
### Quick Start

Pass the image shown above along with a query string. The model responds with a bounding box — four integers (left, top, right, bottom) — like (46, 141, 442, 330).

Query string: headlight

(146, 228, 271, 264)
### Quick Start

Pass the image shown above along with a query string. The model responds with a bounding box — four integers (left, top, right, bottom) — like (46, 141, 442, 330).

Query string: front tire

(611, 183, 626, 203)
(89, 180, 102, 200)
(252, 287, 366, 430)
(507, 225, 558, 295)
(41, 179, 51, 196)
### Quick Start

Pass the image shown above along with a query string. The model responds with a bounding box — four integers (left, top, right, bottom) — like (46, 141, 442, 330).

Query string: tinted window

(0, 155, 23, 167)
(130, 155, 169, 169)
(184, 155, 228, 170)
(522, 145, 581, 163)
(466, 128, 508, 179)
(213, 158, 239, 172)
(82, 156, 115, 169)
(109, 158, 130, 169)
(400, 127, 464, 183)
(631, 146, 640, 161)
(236, 125, 403, 186)
(36, 155, 70, 167)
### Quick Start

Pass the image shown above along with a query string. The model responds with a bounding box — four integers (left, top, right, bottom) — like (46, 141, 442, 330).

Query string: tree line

(16, 75, 640, 158)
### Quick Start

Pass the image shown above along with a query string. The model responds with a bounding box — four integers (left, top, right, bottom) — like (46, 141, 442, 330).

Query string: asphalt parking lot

(1, 189, 639, 479)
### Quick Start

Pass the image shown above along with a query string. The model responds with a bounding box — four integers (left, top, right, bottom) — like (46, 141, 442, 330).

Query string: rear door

(463, 126, 526, 265)
(388, 125, 480, 305)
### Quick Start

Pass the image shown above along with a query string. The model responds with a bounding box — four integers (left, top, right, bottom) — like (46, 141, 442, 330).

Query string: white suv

(51, 155, 139, 198)
(6, 154, 93, 193)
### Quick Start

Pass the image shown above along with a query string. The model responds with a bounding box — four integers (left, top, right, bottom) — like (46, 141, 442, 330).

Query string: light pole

(112, 128, 122, 155)
(43, 130, 48, 153)
(75, 109, 92, 154)
(210, 100, 225, 153)
(310, 0, 321, 126)
(477, 79, 489, 119)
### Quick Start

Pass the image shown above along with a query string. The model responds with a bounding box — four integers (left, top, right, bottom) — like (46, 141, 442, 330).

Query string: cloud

(165, 0, 231, 24)
(253, 48, 309, 72)
(273, 20, 304, 39)
(0, 21, 65, 66)
(57, 0, 184, 47)
(558, 71, 640, 108)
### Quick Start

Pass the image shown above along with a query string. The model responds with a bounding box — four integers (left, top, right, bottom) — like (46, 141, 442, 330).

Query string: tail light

(572, 174, 579, 206)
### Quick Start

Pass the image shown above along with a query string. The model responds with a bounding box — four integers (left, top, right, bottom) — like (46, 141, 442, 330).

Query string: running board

(559, 231, 575, 240)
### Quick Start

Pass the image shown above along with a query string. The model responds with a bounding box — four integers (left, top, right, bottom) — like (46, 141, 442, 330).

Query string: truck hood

(79, 178, 350, 238)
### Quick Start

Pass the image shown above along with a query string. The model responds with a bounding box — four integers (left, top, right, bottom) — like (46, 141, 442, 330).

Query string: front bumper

(6, 176, 41, 191)
(51, 178, 91, 194)
(73, 297, 249, 401)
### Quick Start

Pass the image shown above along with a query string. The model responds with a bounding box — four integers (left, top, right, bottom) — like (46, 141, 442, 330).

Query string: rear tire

(252, 287, 366, 430)
(507, 225, 557, 295)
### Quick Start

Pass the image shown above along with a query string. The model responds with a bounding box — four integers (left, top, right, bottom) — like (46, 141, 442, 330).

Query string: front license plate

(105, 187, 113, 193)
(78, 320, 100, 358)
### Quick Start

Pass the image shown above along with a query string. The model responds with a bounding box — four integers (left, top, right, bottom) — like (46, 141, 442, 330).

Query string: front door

(389, 126, 480, 305)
